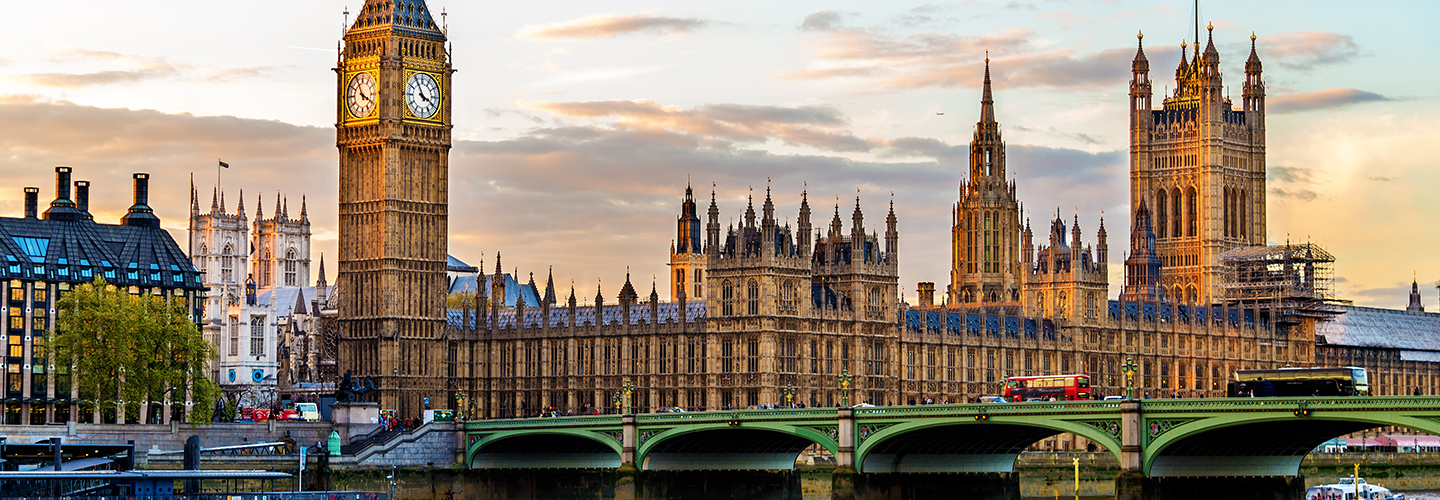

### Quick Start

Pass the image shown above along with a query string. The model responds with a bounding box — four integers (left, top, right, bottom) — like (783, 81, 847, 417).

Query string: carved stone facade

(1128, 28, 1267, 304)
(335, 0, 453, 417)
(949, 57, 1023, 308)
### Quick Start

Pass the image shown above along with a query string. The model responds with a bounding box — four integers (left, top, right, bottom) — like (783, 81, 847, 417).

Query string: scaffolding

(1219, 242, 1347, 326)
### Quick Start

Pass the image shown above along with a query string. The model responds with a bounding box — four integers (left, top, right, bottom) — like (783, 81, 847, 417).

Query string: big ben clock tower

(335, 0, 452, 415)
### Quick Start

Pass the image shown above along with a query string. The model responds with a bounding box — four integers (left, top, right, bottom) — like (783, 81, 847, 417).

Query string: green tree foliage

(52, 277, 220, 425)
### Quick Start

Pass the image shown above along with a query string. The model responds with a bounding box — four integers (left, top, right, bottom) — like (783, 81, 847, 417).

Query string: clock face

(346, 72, 376, 119)
(405, 73, 441, 119)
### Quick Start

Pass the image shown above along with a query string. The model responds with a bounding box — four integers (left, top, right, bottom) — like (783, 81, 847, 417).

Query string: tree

(52, 277, 220, 425)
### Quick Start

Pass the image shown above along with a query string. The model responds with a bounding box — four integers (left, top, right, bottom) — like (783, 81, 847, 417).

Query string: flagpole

(217, 159, 222, 202)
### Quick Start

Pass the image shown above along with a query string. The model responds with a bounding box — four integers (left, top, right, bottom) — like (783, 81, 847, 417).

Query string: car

(1102, 395, 1125, 401)
(295, 403, 320, 421)
(978, 396, 1008, 403)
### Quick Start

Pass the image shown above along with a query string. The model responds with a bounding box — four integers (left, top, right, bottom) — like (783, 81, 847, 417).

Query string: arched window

(746, 280, 759, 315)
(694, 269, 703, 298)
(1185, 187, 1198, 237)
(1155, 190, 1168, 239)
(196, 244, 208, 281)
(1085, 292, 1097, 320)
(868, 286, 882, 319)
(260, 248, 272, 287)
(1057, 292, 1068, 320)
(221, 244, 235, 282)
(250, 316, 265, 357)
(780, 280, 797, 314)
(721, 281, 734, 316)
(284, 248, 298, 286)
(1170, 188, 1182, 238)
(676, 269, 685, 291)
(1186, 286, 1198, 305)
(1239, 190, 1248, 241)
(1035, 292, 1044, 317)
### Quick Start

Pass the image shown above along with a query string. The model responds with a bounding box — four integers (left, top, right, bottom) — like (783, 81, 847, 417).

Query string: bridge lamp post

(838, 369, 853, 407)
(783, 384, 795, 409)
(1121, 357, 1139, 400)
(612, 392, 622, 415)
(622, 379, 635, 415)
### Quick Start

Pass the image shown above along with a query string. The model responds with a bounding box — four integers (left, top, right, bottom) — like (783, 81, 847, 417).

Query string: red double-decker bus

(1003, 374, 1092, 401)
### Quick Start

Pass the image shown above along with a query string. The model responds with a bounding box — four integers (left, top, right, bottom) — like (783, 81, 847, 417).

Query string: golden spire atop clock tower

(335, 0, 453, 416)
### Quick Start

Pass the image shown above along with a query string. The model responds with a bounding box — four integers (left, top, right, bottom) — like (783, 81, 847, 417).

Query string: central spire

(980, 51, 996, 124)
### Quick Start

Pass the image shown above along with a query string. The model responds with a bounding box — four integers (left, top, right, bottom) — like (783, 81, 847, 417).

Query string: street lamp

(1121, 357, 1139, 400)
(612, 392, 622, 415)
(782, 384, 795, 409)
(621, 379, 635, 415)
(838, 369, 853, 407)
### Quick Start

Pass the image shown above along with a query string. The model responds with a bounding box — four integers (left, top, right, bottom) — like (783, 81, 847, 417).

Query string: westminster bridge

(464, 396, 1440, 500)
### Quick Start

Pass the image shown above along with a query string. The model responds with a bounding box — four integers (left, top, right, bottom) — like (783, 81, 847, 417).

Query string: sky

(0, 0, 1436, 310)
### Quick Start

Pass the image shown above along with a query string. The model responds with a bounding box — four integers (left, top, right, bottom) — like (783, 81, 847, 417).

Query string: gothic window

(694, 269, 703, 298)
(746, 279, 759, 315)
(229, 315, 240, 356)
(250, 316, 265, 357)
(1186, 187, 1198, 237)
(1239, 190, 1248, 241)
(746, 336, 759, 372)
(1187, 286, 1198, 305)
(1155, 190, 1167, 239)
(196, 244, 208, 281)
(868, 286, 882, 319)
(780, 280, 797, 314)
(221, 244, 234, 282)
(675, 269, 685, 292)
(1035, 292, 1044, 317)
(1057, 292, 1068, 320)
(721, 280, 734, 316)
(259, 249, 272, 287)
(1171, 188, 1182, 238)
(284, 248, 297, 286)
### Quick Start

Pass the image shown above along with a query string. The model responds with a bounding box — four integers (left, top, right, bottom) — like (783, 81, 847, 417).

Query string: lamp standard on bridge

(783, 384, 795, 409)
(1122, 357, 1139, 400)
(838, 369, 853, 407)
(622, 378, 635, 415)
(612, 392, 622, 415)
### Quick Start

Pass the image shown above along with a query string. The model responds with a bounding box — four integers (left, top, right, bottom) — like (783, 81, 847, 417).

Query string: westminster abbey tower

(335, 0, 453, 415)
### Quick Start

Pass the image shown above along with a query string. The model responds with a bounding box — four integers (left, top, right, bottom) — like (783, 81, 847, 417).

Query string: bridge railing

(854, 400, 1121, 417)
(1140, 396, 1440, 412)
(637, 407, 839, 424)
(467, 414, 623, 430)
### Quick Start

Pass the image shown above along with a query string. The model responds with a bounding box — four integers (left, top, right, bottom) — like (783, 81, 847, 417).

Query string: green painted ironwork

(464, 396, 1440, 476)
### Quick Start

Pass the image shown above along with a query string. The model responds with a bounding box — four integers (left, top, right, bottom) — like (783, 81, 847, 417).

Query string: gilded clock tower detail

(335, 0, 452, 415)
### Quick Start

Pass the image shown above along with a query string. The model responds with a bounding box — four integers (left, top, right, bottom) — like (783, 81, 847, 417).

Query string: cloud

(1260, 31, 1362, 71)
(24, 48, 273, 88)
(518, 14, 710, 40)
(527, 99, 878, 152)
(1268, 88, 1392, 114)
(800, 11, 849, 32)
(778, 27, 1138, 92)
(1012, 125, 1104, 145)
(1268, 165, 1316, 184)
(1269, 188, 1318, 201)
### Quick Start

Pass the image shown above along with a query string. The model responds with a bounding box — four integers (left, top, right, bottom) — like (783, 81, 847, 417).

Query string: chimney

(74, 181, 91, 220)
(42, 166, 81, 222)
(121, 173, 161, 228)
(23, 187, 39, 219)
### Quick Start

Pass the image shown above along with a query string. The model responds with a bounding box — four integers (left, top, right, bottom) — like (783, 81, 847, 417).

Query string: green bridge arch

(853, 413, 1124, 473)
(467, 427, 624, 469)
(1140, 398, 1440, 477)
(636, 422, 839, 470)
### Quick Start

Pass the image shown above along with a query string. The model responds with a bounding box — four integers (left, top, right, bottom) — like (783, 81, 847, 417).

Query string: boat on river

(1305, 476, 1403, 500)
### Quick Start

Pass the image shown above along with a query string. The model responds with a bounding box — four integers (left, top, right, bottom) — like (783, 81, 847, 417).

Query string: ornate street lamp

(838, 369, 853, 407)
(612, 392, 622, 415)
(1122, 357, 1139, 400)
(783, 384, 796, 409)
(621, 378, 635, 415)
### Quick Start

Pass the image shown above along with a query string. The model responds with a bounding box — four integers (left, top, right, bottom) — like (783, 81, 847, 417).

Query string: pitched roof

(0, 215, 203, 291)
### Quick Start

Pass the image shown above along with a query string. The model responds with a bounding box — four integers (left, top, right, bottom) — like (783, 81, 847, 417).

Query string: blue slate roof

(904, 309, 1062, 342)
(447, 302, 707, 330)
(446, 254, 477, 272)
(254, 287, 323, 317)
(1317, 306, 1440, 361)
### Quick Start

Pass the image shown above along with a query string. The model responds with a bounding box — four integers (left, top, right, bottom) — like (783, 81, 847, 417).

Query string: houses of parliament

(329, 0, 1440, 423)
